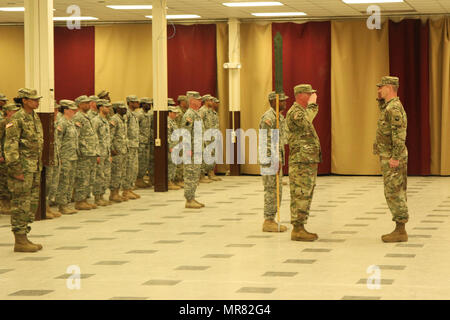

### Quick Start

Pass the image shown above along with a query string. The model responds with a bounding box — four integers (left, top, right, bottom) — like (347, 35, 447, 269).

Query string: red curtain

(167, 24, 217, 100)
(54, 26, 95, 101)
(389, 20, 431, 175)
(272, 22, 332, 175)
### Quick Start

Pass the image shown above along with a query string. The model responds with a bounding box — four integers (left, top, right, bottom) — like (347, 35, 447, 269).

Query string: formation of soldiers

(0, 89, 221, 252)
(260, 76, 409, 243)
(0, 75, 409, 252)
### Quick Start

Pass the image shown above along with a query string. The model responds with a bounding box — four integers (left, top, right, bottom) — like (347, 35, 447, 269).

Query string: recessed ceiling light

(222, 2, 283, 7)
(53, 16, 99, 21)
(0, 7, 24, 11)
(146, 14, 201, 19)
(107, 5, 153, 10)
(251, 12, 307, 17)
(342, 0, 403, 3)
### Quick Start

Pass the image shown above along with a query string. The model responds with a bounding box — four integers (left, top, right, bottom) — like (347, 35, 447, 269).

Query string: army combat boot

(199, 175, 212, 183)
(100, 195, 113, 206)
(13, 233, 39, 253)
(75, 201, 91, 210)
(168, 181, 181, 190)
(123, 190, 137, 200)
(59, 205, 77, 215)
(291, 224, 318, 241)
(185, 200, 202, 209)
(95, 195, 108, 206)
(382, 222, 408, 243)
(263, 219, 287, 232)
(130, 190, 141, 199)
(135, 178, 148, 189)
(194, 199, 205, 208)
(109, 190, 122, 203)
(208, 171, 221, 181)
(86, 200, 97, 209)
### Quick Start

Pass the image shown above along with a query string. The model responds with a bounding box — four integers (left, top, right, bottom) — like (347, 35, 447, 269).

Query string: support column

(152, 0, 168, 192)
(24, 0, 55, 220)
(227, 18, 241, 176)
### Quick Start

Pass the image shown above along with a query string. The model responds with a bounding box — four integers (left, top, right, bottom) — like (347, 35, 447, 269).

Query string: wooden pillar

(152, 0, 168, 192)
(24, 0, 55, 220)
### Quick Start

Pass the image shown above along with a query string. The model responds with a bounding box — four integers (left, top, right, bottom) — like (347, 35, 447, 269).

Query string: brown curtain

(0, 27, 25, 100)
(331, 21, 390, 175)
(429, 18, 450, 175)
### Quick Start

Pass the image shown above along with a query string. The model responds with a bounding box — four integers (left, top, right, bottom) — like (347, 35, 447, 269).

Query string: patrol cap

(213, 98, 220, 104)
(126, 95, 139, 103)
(3, 102, 20, 111)
(177, 95, 187, 103)
(377, 76, 399, 87)
(0, 93, 8, 101)
(168, 98, 175, 106)
(202, 94, 213, 102)
(168, 106, 180, 113)
(75, 95, 91, 105)
(97, 99, 110, 107)
(140, 97, 152, 104)
(89, 95, 100, 103)
(186, 91, 201, 100)
(112, 101, 127, 109)
(97, 90, 109, 99)
(268, 91, 289, 101)
(18, 88, 42, 100)
(294, 84, 316, 95)
(59, 99, 78, 110)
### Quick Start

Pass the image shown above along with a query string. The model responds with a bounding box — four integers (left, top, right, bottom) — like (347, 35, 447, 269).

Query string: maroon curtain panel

(272, 22, 332, 175)
(167, 24, 217, 100)
(389, 20, 431, 175)
(54, 26, 95, 101)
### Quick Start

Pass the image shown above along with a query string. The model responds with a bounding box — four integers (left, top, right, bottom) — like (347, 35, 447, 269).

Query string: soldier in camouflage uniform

(174, 95, 188, 187)
(92, 100, 113, 206)
(0, 94, 8, 121)
(55, 100, 79, 215)
(0, 102, 20, 215)
(183, 91, 205, 209)
(207, 97, 222, 181)
(148, 98, 155, 186)
(4, 88, 44, 252)
(373, 76, 409, 243)
(198, 95, 214, 184)
(136, 97, 152, 189)
(87, 95, 99, 120)
(97, 90, 111, 102)
(286, 84, 321, 242)
(44, 103, 62, 219)
(123, 95, 141, 200)
(109, 102, 128, 203)
(168, 106, 181, 190)
(259, 92, 289, 233)
(73, 95, 100, 210)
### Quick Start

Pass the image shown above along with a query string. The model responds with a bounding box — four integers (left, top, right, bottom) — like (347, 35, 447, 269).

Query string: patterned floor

(0, 175, 449, 300)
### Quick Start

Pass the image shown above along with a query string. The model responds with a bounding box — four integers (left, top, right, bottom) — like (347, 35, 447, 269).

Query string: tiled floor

(0, 175, 449, 300)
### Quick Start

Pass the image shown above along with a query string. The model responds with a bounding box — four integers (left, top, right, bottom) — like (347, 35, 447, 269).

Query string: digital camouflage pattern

(123, 109, 139, 190)
(92, 114, 111, 196)
(4, 109, 43, 234)
(174, 106, 187, 182)
(0, 118, 10, 201)
(137, 109, 151, 180)
(168, 117, 179, 182)
(46, 120, 61, 202)
(109, 113, 127, 190)
(289, 163, 318, 225)
(374, 97, 409, 223)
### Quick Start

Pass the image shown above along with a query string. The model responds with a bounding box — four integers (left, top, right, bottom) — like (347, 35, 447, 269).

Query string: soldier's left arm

(389, 106, 407, 160)
(4, 119, 23, 176)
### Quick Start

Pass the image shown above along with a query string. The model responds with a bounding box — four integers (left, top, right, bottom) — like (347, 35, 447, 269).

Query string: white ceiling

(0, 0, 448, 23)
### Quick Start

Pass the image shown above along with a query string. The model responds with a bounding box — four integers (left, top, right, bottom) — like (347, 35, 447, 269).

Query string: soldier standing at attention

(109, 102, 128, 203)
(174, 95, 188, 188)
(123, 95, 141, 200)
(0, 94, 8, 121)
(183, 91, 205, 209)
(73, 95, 100, 210)
(87, 95, 99, 120)
(4, 88, 44, 252)
(373, 76, 409, 243)
(206, 97, 222, 182)
(199, 94, 214, 183)
(55, 100, 79, 215)
(168, 106, 181, 190)
(92, 100, 113, 207)
(0, 102, 20, 215)
(135, 97, 152, 189)
(259, 92, 289, 233)
(286, 84, 321, 242)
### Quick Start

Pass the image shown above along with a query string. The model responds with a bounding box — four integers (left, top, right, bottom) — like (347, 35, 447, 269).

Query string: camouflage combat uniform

(4, 109, 43, 234)
(110, 112, 128, 191)
(73, 111, 99, 202)
(0, 116, 10, 204)
(286, 102, 321, 226)
(168, 116, 179, 183)
(174, 106, 187, 182)
(45, 119, 61, 204)
(373, 97, 409, 223)
(92, 113, 111, 198)
(55, 116, 79, 206)
(137, 109, 151, 180)
(123, 109, 139, 190)
(259, 107, 285, 220)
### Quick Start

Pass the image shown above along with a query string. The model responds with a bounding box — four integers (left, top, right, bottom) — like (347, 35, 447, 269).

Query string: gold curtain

(216, 22, 229, 174)
(429, 17, 450, 175)
(240, 22, 273, 175)
(0, 27, 25, 100)
(95, 24, 153, 101)
(331, 21, 390, 175)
